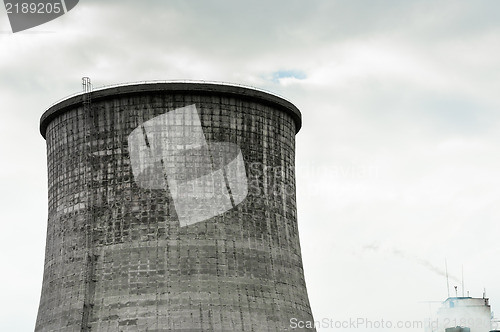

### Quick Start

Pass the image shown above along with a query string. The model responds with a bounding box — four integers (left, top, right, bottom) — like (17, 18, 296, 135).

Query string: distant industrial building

(433, 296, 492, 332)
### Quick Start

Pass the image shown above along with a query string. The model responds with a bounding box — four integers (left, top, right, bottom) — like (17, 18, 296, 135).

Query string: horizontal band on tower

(40, 81, 302, 139)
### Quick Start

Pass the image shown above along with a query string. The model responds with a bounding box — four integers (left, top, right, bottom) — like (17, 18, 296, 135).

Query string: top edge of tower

(39, 80, 302, 139)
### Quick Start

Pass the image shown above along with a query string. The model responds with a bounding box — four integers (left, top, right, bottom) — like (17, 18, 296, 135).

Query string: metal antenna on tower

(445, 258, 450, 298)
(462, 265, 465, 297)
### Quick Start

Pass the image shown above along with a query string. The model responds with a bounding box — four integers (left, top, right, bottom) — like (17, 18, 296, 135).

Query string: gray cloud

(2, 1, 500, 330)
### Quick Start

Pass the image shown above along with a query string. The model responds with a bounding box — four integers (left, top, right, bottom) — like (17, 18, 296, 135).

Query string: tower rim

(39, 80, 302, 139)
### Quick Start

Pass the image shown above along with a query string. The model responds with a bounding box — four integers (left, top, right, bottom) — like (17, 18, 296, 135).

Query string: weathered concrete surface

(35, 82, 315, 331)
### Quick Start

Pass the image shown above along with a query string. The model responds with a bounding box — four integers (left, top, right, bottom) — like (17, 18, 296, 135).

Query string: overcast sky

(1, 1, 500, 331)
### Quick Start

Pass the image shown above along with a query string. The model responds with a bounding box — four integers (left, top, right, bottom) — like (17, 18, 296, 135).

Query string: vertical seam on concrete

(81, 92, 97, 332)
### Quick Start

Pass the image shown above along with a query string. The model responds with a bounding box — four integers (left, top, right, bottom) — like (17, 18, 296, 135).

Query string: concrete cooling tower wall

(35, 81, 315, 331)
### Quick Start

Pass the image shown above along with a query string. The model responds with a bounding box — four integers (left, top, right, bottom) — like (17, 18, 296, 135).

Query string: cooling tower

(35, 81, 315, 331)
